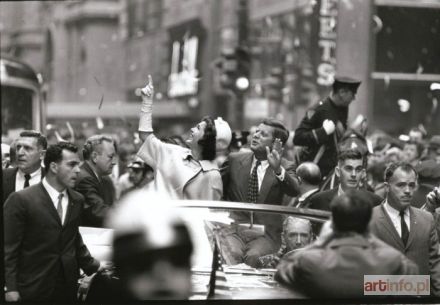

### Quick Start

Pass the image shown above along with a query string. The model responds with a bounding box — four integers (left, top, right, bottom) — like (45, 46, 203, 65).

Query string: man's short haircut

(297, 162, 321, 185)
(262, 118, 289, 145)
(330, 190, 372, 234)
(338, 149, 365, 166)
(404, 141, 425, 157)
(44, 142, 78, 170)
(83, 135, 115, 160)
(198, 116, 217, 161)
(19, 130, 47, 150)
(384, 162, 418, 183)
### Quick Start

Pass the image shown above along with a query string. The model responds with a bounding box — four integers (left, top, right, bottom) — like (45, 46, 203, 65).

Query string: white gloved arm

(139, 75, 154, 135)
(322, 119, 335, 135)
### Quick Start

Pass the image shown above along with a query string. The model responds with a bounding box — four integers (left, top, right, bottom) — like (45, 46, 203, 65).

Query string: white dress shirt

(15, 167, 42, 192)
(383, 200, 410, 237)
(42, 178, 68, 225)
(250, 158, 286, 191)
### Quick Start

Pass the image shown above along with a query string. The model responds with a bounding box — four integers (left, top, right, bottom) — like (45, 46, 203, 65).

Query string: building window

(372, 4, 440, 135)
(127, 0, 162, 38)
(374, 5, 440, 74)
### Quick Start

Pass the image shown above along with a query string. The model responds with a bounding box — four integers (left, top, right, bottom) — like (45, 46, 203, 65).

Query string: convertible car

(78, 201, 330, 301)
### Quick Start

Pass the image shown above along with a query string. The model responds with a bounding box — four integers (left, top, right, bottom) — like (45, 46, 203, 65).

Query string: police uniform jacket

(293, 97, 348, 177)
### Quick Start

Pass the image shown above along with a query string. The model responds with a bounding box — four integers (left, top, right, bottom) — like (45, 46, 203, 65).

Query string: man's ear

(49, 161, 58, 174)
(335, 165, 341, 178)
(39, 149, 46, 161)
(91, 151, 98, 163)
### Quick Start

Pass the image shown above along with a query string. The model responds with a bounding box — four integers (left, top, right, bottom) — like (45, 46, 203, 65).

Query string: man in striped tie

(222, 118, 300, 267)
(4, 142, 105, 302)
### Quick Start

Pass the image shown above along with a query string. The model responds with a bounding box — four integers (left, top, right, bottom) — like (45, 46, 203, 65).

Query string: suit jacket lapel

(5, 168, 18, 199)
(64, 188, 80, 227)
(38, 183, 62, 226)
(237, 153, 253, 199)
(258, 167, 275, 203)
(82, 161, 104, 193)
(379, 204, 405, 249)
(405, 207, 417, 249)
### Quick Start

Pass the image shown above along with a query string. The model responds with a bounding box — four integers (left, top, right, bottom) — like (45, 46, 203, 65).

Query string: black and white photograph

(1, 0, 440, 302)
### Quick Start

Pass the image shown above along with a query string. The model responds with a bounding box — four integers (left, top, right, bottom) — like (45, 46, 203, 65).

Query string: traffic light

(234, 46, 250, 93)
(266, 67, 284, 103)
(216, 47, 251, 93)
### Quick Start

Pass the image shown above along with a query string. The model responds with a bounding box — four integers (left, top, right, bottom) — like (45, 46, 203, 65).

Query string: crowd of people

(2, 74, 440, 301)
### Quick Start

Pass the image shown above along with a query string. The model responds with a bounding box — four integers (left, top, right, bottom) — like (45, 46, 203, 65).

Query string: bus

(1, 55, 45, 138)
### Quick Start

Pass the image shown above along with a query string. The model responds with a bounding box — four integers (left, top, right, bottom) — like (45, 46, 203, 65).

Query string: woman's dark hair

(44, 142, 78, 170)
(198, 116, 217, 161)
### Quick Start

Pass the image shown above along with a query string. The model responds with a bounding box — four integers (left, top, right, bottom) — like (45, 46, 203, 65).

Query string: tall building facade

(1, 0, 439, 136)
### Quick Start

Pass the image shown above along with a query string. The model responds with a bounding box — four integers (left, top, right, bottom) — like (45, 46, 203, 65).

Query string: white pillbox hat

(214, 117, 232, 151)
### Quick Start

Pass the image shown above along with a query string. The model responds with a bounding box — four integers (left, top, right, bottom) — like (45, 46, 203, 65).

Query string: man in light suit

(369, 162, 440, 296)
(75, 134, 117, 227)
(4, 142, 104, 302)
(221, 118, 300, 267)
(2, 130, 47, 203)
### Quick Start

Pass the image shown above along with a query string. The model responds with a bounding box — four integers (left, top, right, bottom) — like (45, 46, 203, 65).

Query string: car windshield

(80, 201, 330, 300)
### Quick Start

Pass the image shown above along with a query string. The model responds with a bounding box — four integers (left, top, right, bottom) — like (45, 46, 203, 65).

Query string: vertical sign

(312, 0, 338, 92)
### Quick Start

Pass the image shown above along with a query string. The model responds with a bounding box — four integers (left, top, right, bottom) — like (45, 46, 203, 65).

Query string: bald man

(257, 217, 313, 268)
(287, 162, 321, 208)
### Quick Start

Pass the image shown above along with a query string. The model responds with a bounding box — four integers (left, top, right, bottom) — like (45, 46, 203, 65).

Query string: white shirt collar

(251, 157, 269, 170)
(42, 177, 67, 203)
(337, 184, 345, 197)
(18, 167, 42, 179)
(384, 200, 409, 218)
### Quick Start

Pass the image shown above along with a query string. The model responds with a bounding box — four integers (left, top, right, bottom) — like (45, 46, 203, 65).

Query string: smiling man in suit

(2, 130, 47, 203)
(309, 149, 382, 211)
(221, 118, 300, 267)
(4, 142, 104, 302)
(369, 162, 440, 296)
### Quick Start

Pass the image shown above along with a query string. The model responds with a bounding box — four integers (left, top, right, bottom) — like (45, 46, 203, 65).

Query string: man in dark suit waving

(4, 142, 103, 302)
(222, 118, 300, 267)
(369, 162, 440, 296)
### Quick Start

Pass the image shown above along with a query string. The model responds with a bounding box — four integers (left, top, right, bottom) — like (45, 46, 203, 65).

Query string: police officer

(293, 76, 361, 178)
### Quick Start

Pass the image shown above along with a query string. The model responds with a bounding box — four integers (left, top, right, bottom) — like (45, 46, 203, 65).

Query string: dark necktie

(247, 160, 261, 203)
(400, 210, 409, 245)
(57, 193, 64, 223)
(24, 174, 31, 188)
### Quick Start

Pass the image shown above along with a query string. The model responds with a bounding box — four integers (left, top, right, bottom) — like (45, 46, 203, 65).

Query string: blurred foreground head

(330, 189, 373, 234)
(106, 191, 193, 300)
